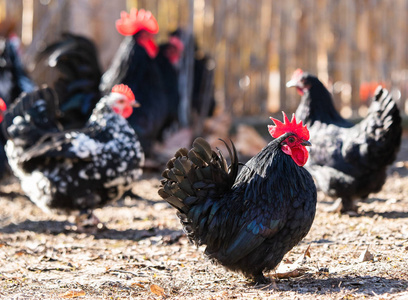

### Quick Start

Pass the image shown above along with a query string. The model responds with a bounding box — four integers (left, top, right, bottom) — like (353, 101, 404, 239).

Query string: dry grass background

(0, 137, 407, 300)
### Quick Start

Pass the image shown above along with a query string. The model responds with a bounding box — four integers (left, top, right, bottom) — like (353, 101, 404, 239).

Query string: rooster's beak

(301, 140, 311, 146)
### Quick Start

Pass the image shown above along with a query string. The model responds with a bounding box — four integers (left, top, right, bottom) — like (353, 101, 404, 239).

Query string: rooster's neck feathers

(297, 77, 351, 127)
(237, 133, 296, 180)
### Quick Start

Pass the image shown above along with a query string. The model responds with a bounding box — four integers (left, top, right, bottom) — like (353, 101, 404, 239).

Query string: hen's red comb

(0, 98, 6, 123)
(169, 36, 184, 53)
(268, 112, 309, 140)
(111, 84, 135, 102)
(291, 68, 304, 81)
(0, 98, 6, 112)
(116, 8, 159, 36)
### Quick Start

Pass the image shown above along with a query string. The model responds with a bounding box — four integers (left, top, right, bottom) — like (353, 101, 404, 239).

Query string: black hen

(2, 84, 144, 216)
(159, 113, 316, 283)
(169, 29, 216, 118)
(0, 37, 35, 105)
(38, 33, 102, 129)
(155, 40, 182, 135)
(287, 69, 402, 213)
(0, 36, 35, 180)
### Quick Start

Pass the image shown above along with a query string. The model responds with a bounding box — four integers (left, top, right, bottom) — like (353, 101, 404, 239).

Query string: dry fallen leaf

(292, 245, 312, 266)
(359, 246, 374, 262)
(304, 245, 311, 258)
(131, 282, 145, 288)
(58, 290, 86, 298)
(150, 284, 165, 296)
(282, 258, 293, 264)
(274, 245, 312, 278)
(14, 250, 26, 256)
(273, 268, 307, 279)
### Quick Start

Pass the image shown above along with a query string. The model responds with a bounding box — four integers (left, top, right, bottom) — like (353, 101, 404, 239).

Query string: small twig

(148, 266, 168, 274)
(107, 269, 143, 277)
(258, 281, 277, 290)
(27, 266, 71, 272)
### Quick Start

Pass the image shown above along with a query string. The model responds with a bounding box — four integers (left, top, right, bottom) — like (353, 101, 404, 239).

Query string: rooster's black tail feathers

(159, 137, 239, 242)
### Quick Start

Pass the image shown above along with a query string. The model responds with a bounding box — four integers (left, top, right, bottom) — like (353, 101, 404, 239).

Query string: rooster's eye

(288, 137, 295, 143)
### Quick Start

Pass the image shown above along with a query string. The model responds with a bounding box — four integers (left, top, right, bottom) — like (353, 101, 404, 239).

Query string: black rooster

(100, 8, 168, 155)
(287, 69, 402, 213)
(2, 84, 144, 224)
(159, 113, 316, 283)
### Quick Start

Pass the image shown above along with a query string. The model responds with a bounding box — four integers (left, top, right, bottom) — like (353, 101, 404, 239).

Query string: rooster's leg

(252, 272, 269, 284)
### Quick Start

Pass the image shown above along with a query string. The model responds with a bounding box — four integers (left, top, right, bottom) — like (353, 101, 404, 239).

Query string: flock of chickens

(0, 9, 403, 284)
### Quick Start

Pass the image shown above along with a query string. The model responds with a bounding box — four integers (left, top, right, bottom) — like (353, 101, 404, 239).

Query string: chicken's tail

(37, 33, 102, 128)
(158, 137, 239, 244)
(361, 86, 402, 166)
(2, 86, 61, 147)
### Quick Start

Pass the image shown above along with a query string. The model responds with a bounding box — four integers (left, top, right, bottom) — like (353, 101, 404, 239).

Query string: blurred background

(2, 0, 408, 123)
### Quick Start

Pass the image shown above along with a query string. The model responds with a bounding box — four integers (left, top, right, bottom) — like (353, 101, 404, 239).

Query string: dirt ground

(0, 136, 407, 300)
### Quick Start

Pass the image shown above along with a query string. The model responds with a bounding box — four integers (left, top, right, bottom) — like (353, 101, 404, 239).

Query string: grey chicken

(287, 69, 402, 213)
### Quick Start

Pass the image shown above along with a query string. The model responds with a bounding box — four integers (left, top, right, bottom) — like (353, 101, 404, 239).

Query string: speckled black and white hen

(2, 84, 144, 219)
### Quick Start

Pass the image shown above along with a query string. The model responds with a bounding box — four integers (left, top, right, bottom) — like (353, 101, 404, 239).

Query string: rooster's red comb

(268, 112, 309, 140)
(111, 84, 135, 102)
(116, 8, 159, 36)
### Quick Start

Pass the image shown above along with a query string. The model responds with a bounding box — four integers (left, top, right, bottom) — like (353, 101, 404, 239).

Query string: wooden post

(278, 1, 288, 113)
(21, 0, 33, 45)
(0, 0, 6, 22)
(67, 0, 126, 70)
(178, 0, 194, 127)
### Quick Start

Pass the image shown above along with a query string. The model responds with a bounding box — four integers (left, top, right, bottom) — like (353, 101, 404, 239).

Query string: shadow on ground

(255, 275, 408, 297)
(0, 219, 184, 242)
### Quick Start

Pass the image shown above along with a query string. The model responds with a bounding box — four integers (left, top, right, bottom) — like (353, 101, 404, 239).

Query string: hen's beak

(131, 100, 141, 108)
(301, 140, 311, 146)
(286, 79, 298, 88)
